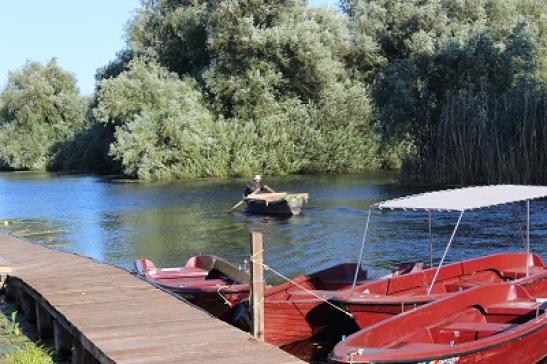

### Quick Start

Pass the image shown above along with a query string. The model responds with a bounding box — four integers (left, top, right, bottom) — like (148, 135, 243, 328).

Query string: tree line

(0, 0, 545, 183)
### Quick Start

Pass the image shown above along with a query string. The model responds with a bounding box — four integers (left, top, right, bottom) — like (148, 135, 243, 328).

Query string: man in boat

(244, 175, 275, 197)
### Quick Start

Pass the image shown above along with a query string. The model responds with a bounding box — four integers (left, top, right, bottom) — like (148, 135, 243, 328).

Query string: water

(0, 172, 545, 281)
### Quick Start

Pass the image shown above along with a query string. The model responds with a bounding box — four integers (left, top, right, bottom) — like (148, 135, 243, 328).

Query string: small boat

(134, 255, 250, 319)
(245, 192, 309, 216)
(233, 261, 422, 347)
(329, 277, 547, 364)
(333, 252, 546, 329)
(330, 185, 547, 330)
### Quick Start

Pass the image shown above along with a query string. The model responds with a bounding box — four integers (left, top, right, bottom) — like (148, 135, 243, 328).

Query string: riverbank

(0, 294, 54, 363)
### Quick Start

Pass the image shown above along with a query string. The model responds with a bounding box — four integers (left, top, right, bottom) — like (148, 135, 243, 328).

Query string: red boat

(135, 254, 421, 346)
(329, 275, 547, 364)
(333, 252, 546, 329)
(134, 255, 250, 319)
(252, 262, 422, 347)
(326, 185, 547, 363)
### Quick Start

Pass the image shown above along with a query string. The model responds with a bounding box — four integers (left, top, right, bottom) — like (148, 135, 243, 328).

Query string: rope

(216, 286, 232, 307)
(249, 256, 353, 318)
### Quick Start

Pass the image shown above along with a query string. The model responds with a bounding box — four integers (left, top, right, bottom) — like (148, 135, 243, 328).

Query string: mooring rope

(217, 286, 233, 307)
(249, 253, 354, 318)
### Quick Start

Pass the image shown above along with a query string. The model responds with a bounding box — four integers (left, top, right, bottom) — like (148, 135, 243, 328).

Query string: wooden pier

(0, 233, 303, 363)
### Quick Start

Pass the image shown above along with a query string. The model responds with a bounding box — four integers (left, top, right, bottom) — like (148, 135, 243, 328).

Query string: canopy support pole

(428, 211, 433, 268)
(526, 200, 530, 278)
(353, 209, 372, 291)
(427, 211, 464, 295)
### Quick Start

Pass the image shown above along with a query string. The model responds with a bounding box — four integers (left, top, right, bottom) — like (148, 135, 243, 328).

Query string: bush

(0, 60, 87, 170)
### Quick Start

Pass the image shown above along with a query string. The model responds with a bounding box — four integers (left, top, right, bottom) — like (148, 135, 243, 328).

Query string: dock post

(53, 320, 73, 356)
(20, 291, 36, 323)
(250, 231, 265, 341)
(36, 303, 53, 339)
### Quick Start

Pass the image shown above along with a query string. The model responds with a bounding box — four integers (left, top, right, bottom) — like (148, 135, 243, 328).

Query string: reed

(405, 86, 546, 185)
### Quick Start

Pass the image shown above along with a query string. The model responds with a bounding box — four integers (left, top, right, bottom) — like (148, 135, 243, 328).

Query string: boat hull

(329, 278, 547, 364)
(245, 199, 303, 216)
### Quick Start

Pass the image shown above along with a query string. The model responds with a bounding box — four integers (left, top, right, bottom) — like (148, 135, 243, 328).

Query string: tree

(94, 58, 217, 180)
(0, 59, 87, 170)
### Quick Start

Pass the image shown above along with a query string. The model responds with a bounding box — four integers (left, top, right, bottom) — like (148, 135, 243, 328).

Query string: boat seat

(433, 322, 514, 343)
(149, 267, 209, 280)
(486, 300, 540, 315)
(444, 281, 480, 292)
(499, 266, 544, 280)
(157, 278, 228, 288)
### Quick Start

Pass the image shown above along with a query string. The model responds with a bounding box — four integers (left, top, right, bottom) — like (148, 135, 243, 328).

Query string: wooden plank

(0, 233, 303, 364)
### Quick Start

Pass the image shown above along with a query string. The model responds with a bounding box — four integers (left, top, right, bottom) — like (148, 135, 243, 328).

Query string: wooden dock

(0, 232, 304, 363)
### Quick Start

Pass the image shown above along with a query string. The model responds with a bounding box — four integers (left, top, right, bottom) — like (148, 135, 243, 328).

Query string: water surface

(0, 172, 545, 280)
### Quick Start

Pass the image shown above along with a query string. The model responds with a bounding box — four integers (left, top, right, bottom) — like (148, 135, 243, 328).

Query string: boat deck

(0, 233, 303, 363)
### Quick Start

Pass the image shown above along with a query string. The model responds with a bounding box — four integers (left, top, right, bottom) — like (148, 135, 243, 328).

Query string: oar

(227, 199, 245, 214)
(227, 191, 259, 214)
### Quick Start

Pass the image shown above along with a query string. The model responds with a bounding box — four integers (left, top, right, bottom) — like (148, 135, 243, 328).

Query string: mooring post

(250, 231, 264, 341)
(53, 320, 73, 356)
(35, 303, 53, 339)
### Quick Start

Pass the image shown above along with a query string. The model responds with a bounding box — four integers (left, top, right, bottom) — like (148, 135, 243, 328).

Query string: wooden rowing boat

(245, 192, 309, 216)
(329, 274, 547, 364)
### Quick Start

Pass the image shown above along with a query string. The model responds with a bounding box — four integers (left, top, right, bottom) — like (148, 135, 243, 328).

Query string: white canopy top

(375, 185, 547, 212)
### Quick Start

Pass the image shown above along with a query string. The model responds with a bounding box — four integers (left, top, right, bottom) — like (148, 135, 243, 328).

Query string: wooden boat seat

(485, 300, 540, 315)
(150, 267, 209, 280)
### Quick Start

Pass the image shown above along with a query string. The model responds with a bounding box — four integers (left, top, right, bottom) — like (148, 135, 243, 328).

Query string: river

(0, 172, 545, 281)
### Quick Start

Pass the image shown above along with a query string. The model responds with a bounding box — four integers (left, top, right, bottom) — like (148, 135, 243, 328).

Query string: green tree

(0, 59, 87, 170)
(94, 58, 219, 180)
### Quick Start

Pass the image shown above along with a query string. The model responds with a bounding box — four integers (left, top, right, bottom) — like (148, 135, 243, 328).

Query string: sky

(1, 0, 337, 96)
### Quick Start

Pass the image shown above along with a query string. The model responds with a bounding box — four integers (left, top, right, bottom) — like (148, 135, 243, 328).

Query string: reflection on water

(0, 171, 545, 281)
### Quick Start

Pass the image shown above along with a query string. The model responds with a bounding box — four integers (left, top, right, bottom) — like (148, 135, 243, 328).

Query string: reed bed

(405, 87, 546, 185)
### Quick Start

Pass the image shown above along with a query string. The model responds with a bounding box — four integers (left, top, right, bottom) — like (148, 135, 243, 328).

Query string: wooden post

(36, 304, 53, 339)
(19, 291, 36, 323)
(250, 231, 264, 341)
(53, 320, 73, 356)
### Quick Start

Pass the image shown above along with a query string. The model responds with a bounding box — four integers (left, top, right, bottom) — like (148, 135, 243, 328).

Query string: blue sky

(1, 0, 337, 95)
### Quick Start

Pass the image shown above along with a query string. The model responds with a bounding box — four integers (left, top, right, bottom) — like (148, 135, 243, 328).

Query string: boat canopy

(375, 185, 547, 212)
(352, 184, 547, 293)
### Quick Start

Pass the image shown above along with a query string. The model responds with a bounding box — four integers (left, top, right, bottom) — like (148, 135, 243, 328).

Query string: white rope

(216, 286, 232, 307)
(249, 256, 354, 318)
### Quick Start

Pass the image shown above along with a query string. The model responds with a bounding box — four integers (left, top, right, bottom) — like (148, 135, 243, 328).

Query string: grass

(0, 295, 54, 364)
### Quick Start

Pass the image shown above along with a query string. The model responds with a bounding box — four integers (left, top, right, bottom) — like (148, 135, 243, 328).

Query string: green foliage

(4, 343, 53, 364)
(89, 0, 381, 179)
(2, 0, 545, 182)
(95, 58, 216, 180)
(0, 60, 87, 170)
(342, 0, 546, 182)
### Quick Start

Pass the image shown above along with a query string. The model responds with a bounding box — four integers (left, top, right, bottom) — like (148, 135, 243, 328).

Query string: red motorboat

(333, 252, 546, 329)
(330, 186, 547, 326)
(134, 255, 250, 319)
(329, 275, 547, 364)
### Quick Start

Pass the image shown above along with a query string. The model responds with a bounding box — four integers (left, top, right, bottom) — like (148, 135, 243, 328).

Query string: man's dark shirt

(244, 181, 263, 197)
